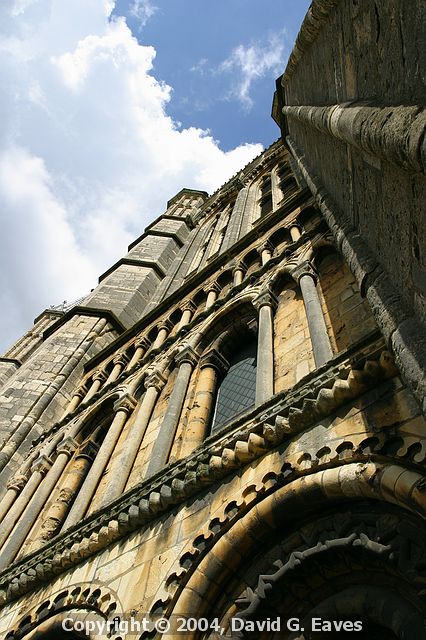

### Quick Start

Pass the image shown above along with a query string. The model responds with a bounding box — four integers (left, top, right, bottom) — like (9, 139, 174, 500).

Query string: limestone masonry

(0, 1, 425, 638)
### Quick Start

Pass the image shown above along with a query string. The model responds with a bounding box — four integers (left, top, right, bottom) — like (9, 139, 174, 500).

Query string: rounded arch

(7, 582, 121, 640)
(195, 292, 258, 354)
(168, 462, 426, 639)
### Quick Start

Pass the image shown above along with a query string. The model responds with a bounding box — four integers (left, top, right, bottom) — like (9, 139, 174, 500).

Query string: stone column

(205, 283, 221, 310)
(291, 261, 333, 367)
(271, 167, 281, 210)
(181, 349, 229, 457)
(100, 371, 166, 505)
(254, 290, 278, 406)
(105, 353, 129, 385)
(232, 261, 247, 287)
(0, 437, 77, 569)
(0, 474, 27, 523)
(146, 346, 197, 477)
(290, 224, 302, 242)
(61, 394, 137, 529)
(30, 452, 93, 548)
(85, 369, 108, 403)
(127, 337, 150, 370)
(62, 383, 88, 418)
(0, 455, 51, 548)
(258, 240, 274, 266)
(152, 320, 173, 350)
(177, 301, 196, 331)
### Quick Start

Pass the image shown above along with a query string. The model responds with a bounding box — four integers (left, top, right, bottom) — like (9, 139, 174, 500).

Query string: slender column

(101, 371, 167, 504)
(254, 290, 278, 406)
(0, 437, 77, 569)
(177, 301, 196, 331)
(232, 260, 247, 287)
(0, 474, 27, 524)
(152, 321, 173, 350)
(61, 394, 137, 529)
(146, 346, 197, 477)
(30, 453, 93, 548)
(105, 353, 129, 385)
(205, 283, 221, 310)
(258, 240, 274, 266)
(85, 369, 108, 402)
(271, 167, 281, 209)
(62, 384, 88, 418)
(0, 456, 51, 548)
(290, 224, 302, 242)
(291, 261, 333, 367)
(127, 337, 150, 370)
(181, 349, 229, 457)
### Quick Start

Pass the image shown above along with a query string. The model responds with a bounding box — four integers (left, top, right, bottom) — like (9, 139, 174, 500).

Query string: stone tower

(0, 1, 425, 639)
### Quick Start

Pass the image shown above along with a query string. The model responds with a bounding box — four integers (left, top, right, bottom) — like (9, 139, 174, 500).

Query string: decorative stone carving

(113, 393, 138, 415)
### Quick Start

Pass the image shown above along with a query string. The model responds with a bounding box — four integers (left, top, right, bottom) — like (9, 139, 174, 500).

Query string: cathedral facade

(0, 1, 425, 639)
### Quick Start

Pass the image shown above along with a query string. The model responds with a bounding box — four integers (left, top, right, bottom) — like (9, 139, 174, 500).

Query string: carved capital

(77, 439, 99, 461)
(7, 474, 27, 493)
(92, 369, 108, 383)
(113, 393, 138, 415)
(144, 370, 167, 392)
(73, 384, 89, 400)
(204, 281, 221, 295)
(232, 260, 247, 275)
(253, 289, 279, 312)
(112, 352, 129, 367)
(157, 319, 173, 333)
(200, 348, 229, 374)
(182, 300, 197, 314)
(257, 239, 274, 255)
(56, 436, 78, 457)
(31, 454, 53, 476)
(175, 345, 198, 368)
(290, 260, 317, 284)
(134, 336, 150, 351)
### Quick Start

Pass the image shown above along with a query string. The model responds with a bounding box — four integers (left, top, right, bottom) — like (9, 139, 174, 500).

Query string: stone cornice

(0, 332, 394, 606)
(42, 307, 125, 341)
(282, 0, 341, 85)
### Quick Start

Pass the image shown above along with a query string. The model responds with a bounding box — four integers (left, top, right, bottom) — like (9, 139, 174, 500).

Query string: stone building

(0, 1, 425, 639)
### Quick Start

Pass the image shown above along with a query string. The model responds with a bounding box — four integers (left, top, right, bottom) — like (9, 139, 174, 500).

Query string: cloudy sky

(0, 0, 310, 353)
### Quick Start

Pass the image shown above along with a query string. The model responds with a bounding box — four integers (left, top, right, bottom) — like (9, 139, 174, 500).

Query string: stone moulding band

(283, 103, 426, 174)
(282, 0, 341, 84)
(0, 335, 402, 606)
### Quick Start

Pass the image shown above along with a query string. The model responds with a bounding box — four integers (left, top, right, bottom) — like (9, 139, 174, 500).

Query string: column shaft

(100, 384, 160, 505)
(299, 273, 333, 367)
(146, 357, 194, 476)
(206, 290, 217, 309)
(127, 340, 149, 370)
(181, 366, 218, 457)
(0, 452, 70, 569)
(0, 472, 44, 547)
(256, 303, 275, 405)
(62, 401, 134, 529)
(233, 269, 244, 286)
(152, 327, 168, 350)
(178, 308, 192, 331)
(31, 455, 91, 548)
(290, 225, 302, 242)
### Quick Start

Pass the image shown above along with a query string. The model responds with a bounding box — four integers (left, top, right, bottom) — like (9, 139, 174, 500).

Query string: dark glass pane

(212, 339, 257, 432)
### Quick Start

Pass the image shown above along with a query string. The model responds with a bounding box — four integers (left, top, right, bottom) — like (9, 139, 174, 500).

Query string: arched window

(259, 174, 272, 216)
(211, 335, 257, 433)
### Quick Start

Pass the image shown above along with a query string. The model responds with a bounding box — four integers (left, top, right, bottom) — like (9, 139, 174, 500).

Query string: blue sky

(0, 0, 310, 353)
(115, 0, 310, 149)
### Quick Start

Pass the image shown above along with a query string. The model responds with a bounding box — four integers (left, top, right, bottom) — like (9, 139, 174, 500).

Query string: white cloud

(219, 31, 287, 109)
(129, 0, 157, 29)
(0, 0, 262, 353)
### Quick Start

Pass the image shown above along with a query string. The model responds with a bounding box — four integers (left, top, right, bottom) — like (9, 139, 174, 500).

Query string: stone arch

(311, 246, 377, 352)
(7, 582, 121, 640)
(167, 462, 426, 639)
